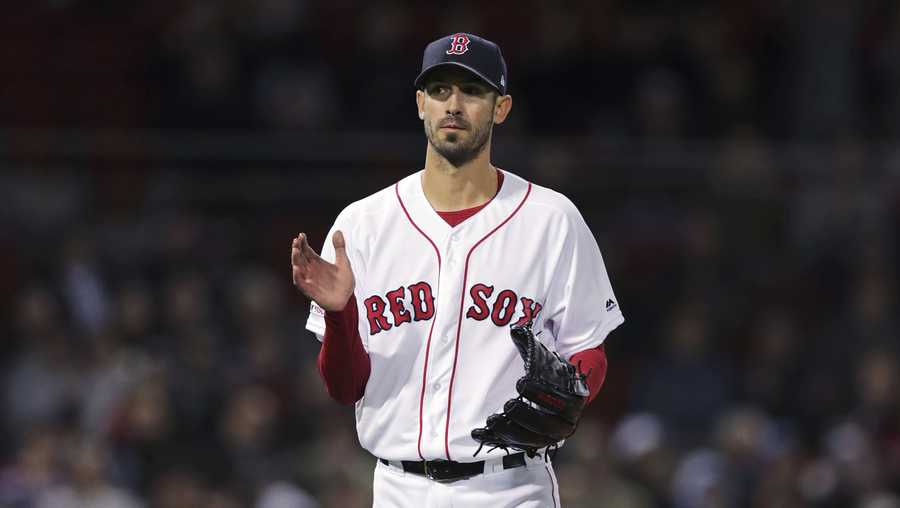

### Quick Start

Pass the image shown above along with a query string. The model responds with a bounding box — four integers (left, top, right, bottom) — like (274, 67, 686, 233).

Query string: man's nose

(445, 88, 463, 116)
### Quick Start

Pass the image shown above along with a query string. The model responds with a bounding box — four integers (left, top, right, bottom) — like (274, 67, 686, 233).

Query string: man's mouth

(439, 120, 467, 130)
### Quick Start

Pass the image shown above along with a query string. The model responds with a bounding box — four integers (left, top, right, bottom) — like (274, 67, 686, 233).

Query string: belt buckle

(424, 459, 465, 483)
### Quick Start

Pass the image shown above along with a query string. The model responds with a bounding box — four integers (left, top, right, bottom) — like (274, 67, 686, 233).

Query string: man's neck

(422, 144, 498, 212)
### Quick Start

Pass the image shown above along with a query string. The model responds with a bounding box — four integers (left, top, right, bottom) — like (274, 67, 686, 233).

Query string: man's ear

(416, 90, 425, 120)
(493, 94, 513, 124)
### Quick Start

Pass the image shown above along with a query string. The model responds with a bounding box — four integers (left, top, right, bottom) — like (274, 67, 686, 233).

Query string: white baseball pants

(372, 454, 561, 507)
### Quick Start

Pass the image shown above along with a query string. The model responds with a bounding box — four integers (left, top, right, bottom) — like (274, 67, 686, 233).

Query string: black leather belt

(379, 452, 526, 483)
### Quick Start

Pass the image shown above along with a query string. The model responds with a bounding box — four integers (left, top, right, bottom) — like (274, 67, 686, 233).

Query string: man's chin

(432, 138, 463, 154)
(427, 130, 488, 166)
(435, 146, 479, 167)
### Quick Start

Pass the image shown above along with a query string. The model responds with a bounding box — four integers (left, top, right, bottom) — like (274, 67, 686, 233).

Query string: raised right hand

(291, 231, 355, 312)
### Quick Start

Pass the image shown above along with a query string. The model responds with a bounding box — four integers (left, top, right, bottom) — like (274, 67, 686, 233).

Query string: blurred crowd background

(3, 1, 900, 507)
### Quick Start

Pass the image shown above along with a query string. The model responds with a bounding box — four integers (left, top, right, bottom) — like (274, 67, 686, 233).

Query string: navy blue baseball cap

(414, 33, 508, 95)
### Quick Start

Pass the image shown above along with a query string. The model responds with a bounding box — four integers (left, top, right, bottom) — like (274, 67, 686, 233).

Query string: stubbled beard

(425, 117, 492, 167)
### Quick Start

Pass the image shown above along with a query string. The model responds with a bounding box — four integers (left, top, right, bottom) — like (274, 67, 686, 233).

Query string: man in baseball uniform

(291, 33, 624, 507)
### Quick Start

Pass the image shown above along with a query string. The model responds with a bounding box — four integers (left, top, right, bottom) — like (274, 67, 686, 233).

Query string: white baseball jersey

(306, 169, 624, 462)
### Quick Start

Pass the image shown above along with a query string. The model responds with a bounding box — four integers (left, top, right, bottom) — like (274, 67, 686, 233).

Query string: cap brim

(414, 62, 503, 95)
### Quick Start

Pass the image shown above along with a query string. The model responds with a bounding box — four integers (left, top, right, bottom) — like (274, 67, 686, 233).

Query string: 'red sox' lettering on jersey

(364, 282, 543, 334)
(365, 281, 436, 334)
(465, 284, 543, 327)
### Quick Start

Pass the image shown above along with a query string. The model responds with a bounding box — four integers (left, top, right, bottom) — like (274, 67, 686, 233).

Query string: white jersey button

(433, 382, 442, 392)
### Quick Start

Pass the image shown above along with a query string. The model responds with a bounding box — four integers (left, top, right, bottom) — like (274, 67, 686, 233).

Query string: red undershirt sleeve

(317, 294, 371, 405)
(569, 345, 608, 405)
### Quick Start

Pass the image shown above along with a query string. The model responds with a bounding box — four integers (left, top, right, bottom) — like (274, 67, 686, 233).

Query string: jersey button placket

(423, 235, 462, 457)
(445, 234, 460, 269)
(427, 376, 446, 445)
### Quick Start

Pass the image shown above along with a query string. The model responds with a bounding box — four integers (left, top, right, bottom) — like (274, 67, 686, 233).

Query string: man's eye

(428, 85, 449, 96)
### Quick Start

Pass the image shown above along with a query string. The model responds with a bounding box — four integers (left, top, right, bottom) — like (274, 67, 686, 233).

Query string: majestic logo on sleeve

(363, 280, 542, 335)
(446, 34, 471, 55)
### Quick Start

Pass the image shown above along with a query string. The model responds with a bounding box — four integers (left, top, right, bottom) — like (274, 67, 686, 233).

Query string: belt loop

(483, 455, 501, 474)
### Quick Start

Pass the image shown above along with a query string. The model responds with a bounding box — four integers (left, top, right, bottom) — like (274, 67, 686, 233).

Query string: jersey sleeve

(304, 205, 366, 341)
(542, 202, 624, 358)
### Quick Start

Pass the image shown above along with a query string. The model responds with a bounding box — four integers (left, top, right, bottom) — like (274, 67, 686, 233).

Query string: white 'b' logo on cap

(446, 34, 470, 55)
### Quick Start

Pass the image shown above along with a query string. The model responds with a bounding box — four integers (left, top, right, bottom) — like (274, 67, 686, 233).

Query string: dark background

(2, 1, 900, 507)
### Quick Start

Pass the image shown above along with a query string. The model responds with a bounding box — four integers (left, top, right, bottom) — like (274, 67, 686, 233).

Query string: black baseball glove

(471, 320, 590, 458)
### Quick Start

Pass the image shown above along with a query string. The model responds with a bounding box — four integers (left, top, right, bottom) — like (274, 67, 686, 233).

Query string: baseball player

(291, 33, 624, 507)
